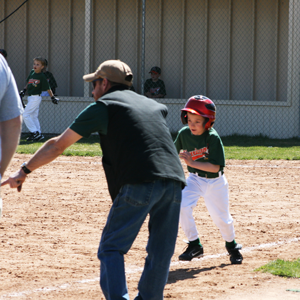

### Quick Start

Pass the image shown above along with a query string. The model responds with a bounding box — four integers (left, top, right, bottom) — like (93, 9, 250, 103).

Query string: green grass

(224, 145, 300, 160)
(18, 134, 102, 157)
(222, 134, 300, 160)
(18, 133, 300, 160)
(254, 259, 300, 278)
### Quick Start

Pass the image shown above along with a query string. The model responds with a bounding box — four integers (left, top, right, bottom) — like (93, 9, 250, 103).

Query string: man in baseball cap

(2, 59, 186, 300)
(83, 59, 133, 86)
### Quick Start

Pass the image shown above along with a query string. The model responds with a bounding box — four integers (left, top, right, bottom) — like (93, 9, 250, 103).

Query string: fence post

(141, 0, 146, 95)
(84, 0, 92, 98)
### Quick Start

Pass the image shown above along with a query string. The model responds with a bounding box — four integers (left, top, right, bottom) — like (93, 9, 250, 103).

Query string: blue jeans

(98, 178, 182, 300)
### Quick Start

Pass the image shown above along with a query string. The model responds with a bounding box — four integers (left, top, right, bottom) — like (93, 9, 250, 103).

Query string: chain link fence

(1, 0, 299, 138)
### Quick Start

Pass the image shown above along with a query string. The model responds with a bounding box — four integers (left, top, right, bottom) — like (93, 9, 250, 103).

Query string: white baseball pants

(23, 95, 42, 133)
(179, 173, 235, 242)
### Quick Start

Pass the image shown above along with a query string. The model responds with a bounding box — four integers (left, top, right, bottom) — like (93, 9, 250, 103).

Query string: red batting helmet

(181, 95, 216, 130)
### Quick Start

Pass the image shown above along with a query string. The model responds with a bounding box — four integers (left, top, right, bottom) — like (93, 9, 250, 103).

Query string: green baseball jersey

(174, 126, 225, 176)
(144, 79, 166, 96)
(26, 70, 50, 96)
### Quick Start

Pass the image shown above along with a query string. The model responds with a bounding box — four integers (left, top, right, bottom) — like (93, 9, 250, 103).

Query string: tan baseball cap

(83, 59, 133, 86)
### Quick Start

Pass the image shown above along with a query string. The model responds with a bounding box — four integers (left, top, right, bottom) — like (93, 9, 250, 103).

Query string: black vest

(98, 88, 186, 200)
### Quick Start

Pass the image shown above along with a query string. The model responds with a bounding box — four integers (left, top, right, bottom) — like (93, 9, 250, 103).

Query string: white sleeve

(0, 55, 24, 123)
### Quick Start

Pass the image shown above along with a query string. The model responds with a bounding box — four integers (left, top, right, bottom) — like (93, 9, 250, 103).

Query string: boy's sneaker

(226, 243, 243, 264)
(178, 243, 204, 261)
(32, 132, 44, 142)
(26, 131, 38, 141)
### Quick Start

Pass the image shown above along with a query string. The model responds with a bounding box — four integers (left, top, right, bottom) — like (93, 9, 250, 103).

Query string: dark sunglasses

(92, 78, 103, 89)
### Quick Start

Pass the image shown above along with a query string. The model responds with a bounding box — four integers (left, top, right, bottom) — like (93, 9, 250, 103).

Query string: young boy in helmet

(174, 95, 243, 264)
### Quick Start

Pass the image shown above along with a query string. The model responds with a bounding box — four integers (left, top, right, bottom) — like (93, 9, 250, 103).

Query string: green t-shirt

(69, 101, 109, 137)
(144, 78, 166, 97)
(26, 70, 50, 96)
(174, 126, 225, 176)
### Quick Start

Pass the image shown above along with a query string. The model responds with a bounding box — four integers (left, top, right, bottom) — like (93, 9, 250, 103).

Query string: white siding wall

(0, 0, 299, 138)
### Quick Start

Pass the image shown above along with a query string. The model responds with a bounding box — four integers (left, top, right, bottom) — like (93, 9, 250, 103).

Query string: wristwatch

(21, 162, 32, 174)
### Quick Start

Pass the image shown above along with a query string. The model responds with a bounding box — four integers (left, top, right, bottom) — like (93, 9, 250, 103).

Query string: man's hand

(1, 170, 27, 192)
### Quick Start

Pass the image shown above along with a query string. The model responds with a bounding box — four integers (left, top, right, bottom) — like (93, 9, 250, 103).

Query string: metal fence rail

(0, 0, 299, 138)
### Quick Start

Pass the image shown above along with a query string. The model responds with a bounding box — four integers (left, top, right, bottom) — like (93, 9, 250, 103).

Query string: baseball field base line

(173, 237, 300, 267)
(1, 237, 299, 299)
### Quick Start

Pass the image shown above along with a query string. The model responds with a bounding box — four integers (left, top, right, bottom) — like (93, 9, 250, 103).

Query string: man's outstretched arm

(1, 128, 83, 191)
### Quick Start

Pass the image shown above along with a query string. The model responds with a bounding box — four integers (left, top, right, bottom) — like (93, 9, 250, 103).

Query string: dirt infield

(1, 154, 300, 299)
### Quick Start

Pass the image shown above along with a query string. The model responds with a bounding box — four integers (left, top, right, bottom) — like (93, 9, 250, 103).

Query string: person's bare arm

(47, 89, 54, 98)
(26, 128, 82, 171)
(0, 115, 22, 177)
(1, 128, 82, 191)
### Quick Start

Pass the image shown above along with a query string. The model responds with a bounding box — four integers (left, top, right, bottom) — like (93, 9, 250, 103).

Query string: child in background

(19, 56, 59, 142)
(144, 66, 166, 98)
(174, 95, 243, 264)
(41, 59, 58, 96)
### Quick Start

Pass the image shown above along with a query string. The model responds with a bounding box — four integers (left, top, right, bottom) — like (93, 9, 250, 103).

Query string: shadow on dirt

(167, 263, 230, 284)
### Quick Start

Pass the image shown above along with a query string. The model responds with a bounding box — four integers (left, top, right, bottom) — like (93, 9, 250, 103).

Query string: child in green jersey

(19, 56, 59, 142)
(174, 95, 243, 264)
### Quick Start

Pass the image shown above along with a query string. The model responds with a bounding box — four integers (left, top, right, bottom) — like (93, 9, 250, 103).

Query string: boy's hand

(51, 96, 59, 104)
(179, 151, 194, 167)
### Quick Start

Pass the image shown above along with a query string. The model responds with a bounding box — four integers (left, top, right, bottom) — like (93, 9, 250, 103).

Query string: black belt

(193, 170, 223, 179)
